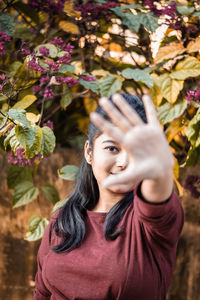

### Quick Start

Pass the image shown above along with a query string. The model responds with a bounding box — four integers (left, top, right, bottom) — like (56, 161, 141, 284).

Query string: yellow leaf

(165, 117, 187, 143)
(170, 56, 200, 80)
(84, 97, 98, 114)
(186, 36, 200, 53)
(71, 61, 83, 75)
(109, 42, 122, 52)
(173, 156, 179, 180)
(78, 117, 89, 133)
(159, 73, 184, 104)
(154, 42, 185, 64)
(59, 21, 80, 34)
(149, 74, 163, 106)
(12, 95, 37, 110)
(64, 1, 81, 17)
(26, 113, 40, 123)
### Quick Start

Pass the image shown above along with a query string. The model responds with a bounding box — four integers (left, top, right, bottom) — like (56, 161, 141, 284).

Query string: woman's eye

(105, 146, 118, 152)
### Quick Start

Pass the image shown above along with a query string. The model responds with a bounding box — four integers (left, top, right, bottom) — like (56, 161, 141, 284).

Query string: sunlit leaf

(12, 95, 37, 110)
(84, 97, 98, 114)
(35, 43, 58, 58)
(79, 78, 100, 94)
(158, 73, 184, 104)
(149, 74, 163, 106)
(25, 215, 49, 241)
(99, 75, 123, 97)
(154, 42, 185, 64)
(41, 183, 60, 204)
(40, 126, 56, 157)
(138, 13, 158, 32)
(64, 1, 81, 17)
(8, 109, 29, 126)
(8, 61, 23, 76)
(186, 107, 200, 147)
(170, 56, 200, 80)
(184, 145, 200, 166)
(186, 37, 200, 53)
(15, 124, 42, 158)
(58, 165, 79, 181)
(122, 68, 153, 88)
(59, 64, 75, 73)
(59, 21, 80, 34)
(13, 181, 39, 208)
(157, 98, 187, 125)
(176, 5, 194, 15)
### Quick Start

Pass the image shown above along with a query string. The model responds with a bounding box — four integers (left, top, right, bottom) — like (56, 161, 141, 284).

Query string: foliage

(1, 0, 200, 240)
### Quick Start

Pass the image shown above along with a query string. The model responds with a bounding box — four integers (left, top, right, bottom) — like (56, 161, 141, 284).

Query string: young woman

(34, 93, 184, 300)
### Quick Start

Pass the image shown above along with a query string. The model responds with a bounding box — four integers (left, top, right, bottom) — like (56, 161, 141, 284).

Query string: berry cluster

(186, 90, 200, 103)
(144, 1, 182, 30)
(28, 0, 65, 14)
(0, 31, 11, 55)
(74, 1, 119, 20)
(184, 175, 200, 199)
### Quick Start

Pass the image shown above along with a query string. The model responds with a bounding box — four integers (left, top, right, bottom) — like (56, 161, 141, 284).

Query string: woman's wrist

(140, 168, 174, 203)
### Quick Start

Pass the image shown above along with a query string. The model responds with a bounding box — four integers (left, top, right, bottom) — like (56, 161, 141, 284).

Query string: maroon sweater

(34, 186, 184, 300)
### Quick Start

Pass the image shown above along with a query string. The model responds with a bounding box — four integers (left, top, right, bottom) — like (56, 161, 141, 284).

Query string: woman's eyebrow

(102, 140, 117, 144)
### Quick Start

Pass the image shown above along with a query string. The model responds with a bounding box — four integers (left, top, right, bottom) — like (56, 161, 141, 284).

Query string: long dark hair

(51, 94, 147, 253)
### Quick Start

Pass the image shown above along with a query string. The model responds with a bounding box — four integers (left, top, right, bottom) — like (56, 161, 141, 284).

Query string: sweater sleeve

(34, 212, 59, 300)
(134, 182, 184, 249)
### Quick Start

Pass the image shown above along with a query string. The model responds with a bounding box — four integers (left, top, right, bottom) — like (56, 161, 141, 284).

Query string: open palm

(90, 94, 174, 189)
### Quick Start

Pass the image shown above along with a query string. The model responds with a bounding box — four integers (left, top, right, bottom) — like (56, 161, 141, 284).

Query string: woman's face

(84, 133, 134, 195)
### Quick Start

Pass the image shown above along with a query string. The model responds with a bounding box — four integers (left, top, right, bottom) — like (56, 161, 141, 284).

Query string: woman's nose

(116, 151, 128, 169)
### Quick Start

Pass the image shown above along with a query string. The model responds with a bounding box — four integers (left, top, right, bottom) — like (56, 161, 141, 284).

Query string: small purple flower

(21, 48, 31, 55)
(44, 87, 54, 99)
(0, 41, 6, 55)
(26, 55, 46, 73)
(43, 120, 54, 130)
(39, 46, 50, 57)
(46, 60, 59, 71)
(0, 74, 5, 80)
(58, 54, 71, 64)
(40, 76, 50, 85)
(80, 75, 96, 81)
(62, 43, 74, 54)
(184, 175, 200, 199)
(186, 90, 200, 103)
(0, 84, 3, 90)
(56, 76, 78, 87)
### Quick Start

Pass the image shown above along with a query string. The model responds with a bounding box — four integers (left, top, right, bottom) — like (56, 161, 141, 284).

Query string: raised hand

(90, 94, 174, 191)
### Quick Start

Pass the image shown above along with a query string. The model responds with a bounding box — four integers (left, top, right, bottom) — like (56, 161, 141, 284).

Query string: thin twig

(0, 111, 17, 125)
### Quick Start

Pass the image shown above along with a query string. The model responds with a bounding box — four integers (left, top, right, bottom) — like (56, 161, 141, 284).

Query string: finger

(90, 111, 124, 143)
(142, 95, 159, 126)
(112, 94, 144, 126)
(99, 97, 131, 132)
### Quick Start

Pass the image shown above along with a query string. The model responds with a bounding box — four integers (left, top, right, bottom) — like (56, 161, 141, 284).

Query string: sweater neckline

(86, 209, 107, 219)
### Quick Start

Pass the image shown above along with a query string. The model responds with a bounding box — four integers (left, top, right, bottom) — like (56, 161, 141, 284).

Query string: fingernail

(99, 97, 108, 105)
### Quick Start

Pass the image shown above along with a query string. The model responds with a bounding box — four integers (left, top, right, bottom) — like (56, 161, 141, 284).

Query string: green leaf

(121, 68, 153, 88)
(41, 183, 60, 204)
(25, 215, 49, 241)
(13, 181, 39, 208)
(59, 64, 75, 73)
(0, 94, 8, 102)
(14, 2, 40, 24)
(12, 95, 37, 110)
(99, 75, 123, 98)
(7, 165, 33, 189)
(3, 127, 15, 147)
(15, 124, 42, 158)
(170, 56, 200, 80)
(8, 109, 29, 126)
(157, 98, 187, 125)
(138, 13, 158, 32)
(53, 198, 68, 214)
(79, 78, 100, 94)
(112, 8, 140, 33)
(14, 24, 32, 40)
(193, 12, 200, 17)
(177, 6, 194, 15)
(8, 61, 23, 76)
(9, 134, 20, 152)
(184, 146, 200, 166)
(35, 43, 58, 58)
(0, 115, 8, 130)
(0, 14, 15, 36)
(58, 165, 79, 181)
(186, 107, 200, 147)
(60, 84, 72, 109)
(41, 126, 56, 157)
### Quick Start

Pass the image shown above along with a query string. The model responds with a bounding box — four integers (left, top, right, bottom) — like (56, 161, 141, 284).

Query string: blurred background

(0, 0, 200, 299)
